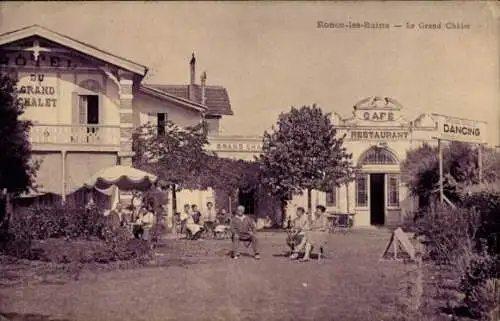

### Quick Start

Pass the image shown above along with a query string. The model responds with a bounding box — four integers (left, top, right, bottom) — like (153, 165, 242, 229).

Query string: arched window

(359, 147, 398, 165)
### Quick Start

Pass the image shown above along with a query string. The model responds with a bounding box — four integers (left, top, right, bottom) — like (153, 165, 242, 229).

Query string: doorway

(238, 189, 255, 215)
(370, 173, 385, 225)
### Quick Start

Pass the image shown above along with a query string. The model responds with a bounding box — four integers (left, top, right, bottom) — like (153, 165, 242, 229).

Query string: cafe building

(0, 25, 232, 209)
(207, 96, 439, 227)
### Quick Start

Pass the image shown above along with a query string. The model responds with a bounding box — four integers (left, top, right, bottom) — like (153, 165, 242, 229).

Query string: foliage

(415, 203, 480, 265)
(133, 121, 262, 194)
(132, 121, 214, 190)
(0, 73, 39, 196)
(401, 142, 500, 208)
(415, 182, 500, 319)
(1, 204, 152, 264)
(259, 105, 353, 207)
(8, 205, 106, 240)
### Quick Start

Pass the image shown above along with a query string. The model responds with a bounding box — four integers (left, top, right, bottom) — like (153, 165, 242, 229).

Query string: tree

(259, 104, 353, 215)
(132, 120, 213, 212)
(0, 73, 38, 224)
(401, 141, 500, 209)
(133, 120, 263, 215)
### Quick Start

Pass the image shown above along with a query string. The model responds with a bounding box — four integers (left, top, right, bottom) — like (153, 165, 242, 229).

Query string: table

(326, 212, 355, 233)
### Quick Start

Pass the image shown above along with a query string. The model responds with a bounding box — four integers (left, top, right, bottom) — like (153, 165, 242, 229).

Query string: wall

(32, 152, 63, 194)
(65, 152, 117, 193)
(15, 69, 120, 126)
(133, 91, 202, 128)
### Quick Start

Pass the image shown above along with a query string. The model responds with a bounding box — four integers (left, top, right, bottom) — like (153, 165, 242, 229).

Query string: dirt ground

(0, 229, 415, 321)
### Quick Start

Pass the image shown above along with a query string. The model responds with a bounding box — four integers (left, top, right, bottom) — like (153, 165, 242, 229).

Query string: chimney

(189, 53, 196, 85)
(189, 53, 196, 100)
(201, 71, 207, 105)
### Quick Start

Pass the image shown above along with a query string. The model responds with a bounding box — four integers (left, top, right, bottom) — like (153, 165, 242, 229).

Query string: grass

(0, 229, 416, 321)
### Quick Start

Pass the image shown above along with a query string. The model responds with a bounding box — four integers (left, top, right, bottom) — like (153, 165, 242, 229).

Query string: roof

(144, 84, 233, 116)
(139, 85, 208, 113)
(0, 25, 148, 76)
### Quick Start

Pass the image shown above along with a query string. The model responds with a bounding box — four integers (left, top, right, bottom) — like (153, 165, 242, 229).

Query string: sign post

(432, 114, 487, 203)
(438, 139, 444, 203)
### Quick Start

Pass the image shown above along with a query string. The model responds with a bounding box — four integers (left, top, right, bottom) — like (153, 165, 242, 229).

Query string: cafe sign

(16, 72, 57, 108)
(433, 113, 487, 144)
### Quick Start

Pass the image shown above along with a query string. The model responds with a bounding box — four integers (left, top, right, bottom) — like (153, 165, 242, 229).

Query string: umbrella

(84, 165, 158, 191)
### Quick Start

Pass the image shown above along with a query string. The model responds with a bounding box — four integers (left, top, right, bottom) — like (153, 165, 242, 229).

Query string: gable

(0, 25, 147, 76)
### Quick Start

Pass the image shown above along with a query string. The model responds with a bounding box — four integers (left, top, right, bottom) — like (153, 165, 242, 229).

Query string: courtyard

(0, 229, 415, 321)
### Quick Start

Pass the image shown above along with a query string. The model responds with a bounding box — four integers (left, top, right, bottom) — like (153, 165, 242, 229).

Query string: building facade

(208, 96, 439, 227)
(0, 25, 232, 208)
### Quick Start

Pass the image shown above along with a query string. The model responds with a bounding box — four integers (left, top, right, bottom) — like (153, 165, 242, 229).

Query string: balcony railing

(29, 124, 121, 146)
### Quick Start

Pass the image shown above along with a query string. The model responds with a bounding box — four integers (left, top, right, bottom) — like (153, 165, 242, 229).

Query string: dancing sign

(433, 113, 487, 144)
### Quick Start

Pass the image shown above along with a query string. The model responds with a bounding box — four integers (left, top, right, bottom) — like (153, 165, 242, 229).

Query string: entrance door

(238, 189, 255, 215)
(370, 173, 385, 225)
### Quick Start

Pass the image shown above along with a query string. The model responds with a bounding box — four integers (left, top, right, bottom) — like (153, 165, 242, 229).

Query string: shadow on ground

(0, 312, 72, 321)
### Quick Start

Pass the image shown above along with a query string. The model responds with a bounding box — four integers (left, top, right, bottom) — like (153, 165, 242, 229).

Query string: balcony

(29, 124, 121, 152)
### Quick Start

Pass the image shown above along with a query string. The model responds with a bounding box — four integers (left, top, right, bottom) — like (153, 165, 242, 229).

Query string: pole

(307, 188, 312, 215)
(61, 150, 66, 204)
(478, 144, 483, 183)
(438, 139, 444, 203)
(346, 182, 350, 214)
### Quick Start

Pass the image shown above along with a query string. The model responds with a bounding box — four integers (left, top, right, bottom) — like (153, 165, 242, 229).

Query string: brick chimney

(189, 53, 196, 100)
(201, 71, 207, 105)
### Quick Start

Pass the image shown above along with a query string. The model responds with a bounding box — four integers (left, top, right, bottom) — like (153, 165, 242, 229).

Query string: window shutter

(71, 92, 79, 124)
(79, 96, 87, 125)
(148, 112, 157, 125)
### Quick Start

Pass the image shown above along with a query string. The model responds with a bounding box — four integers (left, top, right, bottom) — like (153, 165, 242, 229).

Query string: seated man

(185, 212, 204, 240)
(303, 205, 329, 261)
(289, 207, 310, 260)
(230, 205, 260, 260)
(134, 205, 155, 240)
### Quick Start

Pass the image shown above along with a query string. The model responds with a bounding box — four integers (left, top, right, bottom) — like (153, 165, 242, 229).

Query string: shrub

(8, 205, 106, 240)
(415, 203, 479, 265)
(94, 227, 151, 263)
(415, 182, 500, 319)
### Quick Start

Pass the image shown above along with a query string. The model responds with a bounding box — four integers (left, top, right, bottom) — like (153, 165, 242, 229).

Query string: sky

(1, 1, 499, 145)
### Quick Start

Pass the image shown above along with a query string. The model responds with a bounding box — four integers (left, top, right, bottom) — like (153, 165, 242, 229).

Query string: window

(78, 95, 99, 125)
(74, 95, 99, 143)
(359, 147, 398, 165)
(387, 174, 400, 207)
(157, 113, 167, 136)
(356, 174, 368, 207)
(326, 185, 337, 207)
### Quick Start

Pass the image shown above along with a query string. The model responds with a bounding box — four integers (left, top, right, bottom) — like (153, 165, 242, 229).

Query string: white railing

(30, 124, 121, 146)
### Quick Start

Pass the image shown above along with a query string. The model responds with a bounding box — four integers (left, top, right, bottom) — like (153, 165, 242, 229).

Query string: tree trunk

(307, 188, 312, 215)
(171, 184, 177, 228)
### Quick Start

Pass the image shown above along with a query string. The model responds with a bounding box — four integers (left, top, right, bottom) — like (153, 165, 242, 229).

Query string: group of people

(105, 196, 330, 262)
(177, 202, 231, 240)
(287, 205, 329, 261)
(228, 204, 330, 262)
(106, 200, 156, 240)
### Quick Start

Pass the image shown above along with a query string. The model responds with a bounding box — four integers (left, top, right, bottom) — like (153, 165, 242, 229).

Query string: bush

(8, 205, 106, 240)
(415, 182, 500, 319)
(2, 204, 153, 264)
(415, 203, 479, 265)
(94, 227, 151, 263)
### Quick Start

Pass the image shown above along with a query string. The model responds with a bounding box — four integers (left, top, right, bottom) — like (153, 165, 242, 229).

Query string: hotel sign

(350, 130, 409, 140)
(16, 73, 57, 108)
(433, 114, 487, 144)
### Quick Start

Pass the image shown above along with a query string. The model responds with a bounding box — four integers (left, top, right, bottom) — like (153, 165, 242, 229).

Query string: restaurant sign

(350, 130, 409, 140)
(432, 114, 486, 144)
(16, 73, 57, 108)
